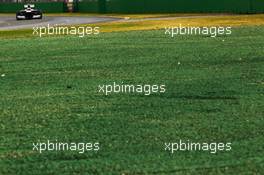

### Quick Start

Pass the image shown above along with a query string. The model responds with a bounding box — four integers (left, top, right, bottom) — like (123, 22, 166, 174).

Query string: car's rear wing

(24, 4, 35, 8)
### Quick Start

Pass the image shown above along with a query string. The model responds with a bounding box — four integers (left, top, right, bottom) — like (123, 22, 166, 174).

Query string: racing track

(0, 16, 121, 30)
(0, 14, 238, 31)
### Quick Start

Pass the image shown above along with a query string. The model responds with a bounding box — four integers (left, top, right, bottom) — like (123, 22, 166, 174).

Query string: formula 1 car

(16, 4, 42, 20)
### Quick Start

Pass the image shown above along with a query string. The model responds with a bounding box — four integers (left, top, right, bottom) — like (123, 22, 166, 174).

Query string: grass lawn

(0, 26, 263, 174)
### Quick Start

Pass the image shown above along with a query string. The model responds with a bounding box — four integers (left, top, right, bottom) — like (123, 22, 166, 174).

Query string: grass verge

(0, 26, 264, 174)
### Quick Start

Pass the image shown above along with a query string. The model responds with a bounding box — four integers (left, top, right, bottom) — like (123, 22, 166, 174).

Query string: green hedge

(105, 0, 255, 13)
(251, 0, 264, 13)
(0, 2, 65, 13)
(0, 3, 23, 13)
(35, 2, 65, 13)
(77, 0, 106, 13)
(77, 0, 99, 13)
(0, 0, 263, 14)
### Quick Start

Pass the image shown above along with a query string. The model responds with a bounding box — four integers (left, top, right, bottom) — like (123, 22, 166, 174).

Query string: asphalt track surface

(0, 16, 121, 30)
(0, 14, 234, 31)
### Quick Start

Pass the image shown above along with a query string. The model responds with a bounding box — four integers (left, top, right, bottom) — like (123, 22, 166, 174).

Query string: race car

(16, 4, 42, 20)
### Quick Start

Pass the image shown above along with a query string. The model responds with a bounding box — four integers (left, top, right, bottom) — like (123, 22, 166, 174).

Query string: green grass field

(0, 26, 264, 174)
